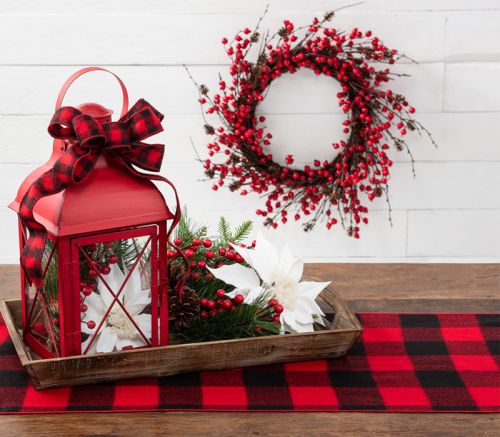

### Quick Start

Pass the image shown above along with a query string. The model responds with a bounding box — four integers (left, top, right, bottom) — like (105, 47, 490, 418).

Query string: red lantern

(8, 67, 185, 358)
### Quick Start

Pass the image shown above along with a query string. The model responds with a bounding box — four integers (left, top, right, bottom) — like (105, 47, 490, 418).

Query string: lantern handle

(55, 67, 129, 118)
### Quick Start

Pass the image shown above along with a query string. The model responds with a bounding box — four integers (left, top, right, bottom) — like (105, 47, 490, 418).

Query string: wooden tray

(0, 286, 361, 390)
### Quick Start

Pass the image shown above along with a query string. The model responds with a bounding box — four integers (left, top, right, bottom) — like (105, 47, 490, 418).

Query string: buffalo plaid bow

(19, 99, 187, 293)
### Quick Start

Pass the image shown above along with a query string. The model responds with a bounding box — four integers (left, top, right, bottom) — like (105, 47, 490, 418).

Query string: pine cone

(169, 287, 200, 330)
(169, 260, 186, 283)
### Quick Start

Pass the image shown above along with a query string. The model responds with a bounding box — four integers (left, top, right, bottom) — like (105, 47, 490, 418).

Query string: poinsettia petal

(98, 264, 124, 307)
(81, 333, 98, 354)
(281, 309, 299, 332)
(231, 231, 279, 284)
(281, 308, 316, 333)
(287, 258, 304, 284)
(125, 292, 150, 316)
(277, 245, 303, 283)
(84, 291, 105, 315)
(96, 327, 118, 353)
(134, 313, 152, 338)
(208, 263, 260, 290)
(124, 267, 142, 305)
(291, 321, 315, 333)
(296, 281, 331, 300)
(244, 286, 267, 304)
(313, 314, 326, 326)
(290, 304, 315, 324)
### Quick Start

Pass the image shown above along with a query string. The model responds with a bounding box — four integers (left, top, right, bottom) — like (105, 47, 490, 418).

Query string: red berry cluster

(80, 243, 119, 329)
(195, 11, 434, 237)
(199, 289, 246, 318)
(268, 298, 284, 324)
(168, 236, 255, 281)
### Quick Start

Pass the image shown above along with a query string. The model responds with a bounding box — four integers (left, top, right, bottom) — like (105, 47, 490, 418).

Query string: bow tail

(19, 147, 98, 290)
(117, 159, 190, 302)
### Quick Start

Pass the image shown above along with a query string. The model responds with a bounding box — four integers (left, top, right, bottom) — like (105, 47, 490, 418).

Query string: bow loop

(72, 114, 107, 149)
(48, 106, 83, 141)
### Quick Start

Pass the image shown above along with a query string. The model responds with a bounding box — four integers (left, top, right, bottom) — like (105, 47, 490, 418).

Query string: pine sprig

(232, 220, 252, 243)
(217, 216, 232, 245)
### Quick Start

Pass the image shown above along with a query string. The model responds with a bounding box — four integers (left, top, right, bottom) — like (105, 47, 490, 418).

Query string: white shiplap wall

(1, 0, 499, 263)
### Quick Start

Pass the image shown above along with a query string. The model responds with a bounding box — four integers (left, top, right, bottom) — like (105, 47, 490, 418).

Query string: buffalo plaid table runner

(1, 313, 499, 413)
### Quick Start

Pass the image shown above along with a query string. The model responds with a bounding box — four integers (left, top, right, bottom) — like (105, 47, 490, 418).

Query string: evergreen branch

(217, 216, 232, 245)
(231, 220, 253, 243)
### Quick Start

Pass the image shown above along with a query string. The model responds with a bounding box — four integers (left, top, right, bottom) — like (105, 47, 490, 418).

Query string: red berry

(82, 286, 92, 296)
(81, 304, 88, 312)
(226, 251, 236, 260)
(89, 281, 97, 291)
(107, 254, 118, 264)
(272, 315, 280, 323)
(207, 300, 216, 309)
(89, 269, 99, 278)
(190, 260, 197, 269)
(193, 238, 201, 246)
(205, 250, 215, 259)
(216, 289, 226, 298)
(200, 298, 209, 307)
(235, 254, 243, 263)
(174, 237, 183, 246)
(233, 294, 245, 305)
(198, 260, 207, 269)
(101, 265, 111, 275)
(185, 249, 195, 258)
(53, 317, 60, 327)
(87, 320, 96, 329)
(219, 247, 227, 256)
(201, 311, 209, 319)
(268, 298, 278, 307)
(203, 239, 212, 248)
(191, 271, 201, 281)
(209, 310, 218, 317)
(274, 304, 284, 314)
(221, 37, 228, 45)
(221, 300, 233, 310)
(167, 249, 176, 258)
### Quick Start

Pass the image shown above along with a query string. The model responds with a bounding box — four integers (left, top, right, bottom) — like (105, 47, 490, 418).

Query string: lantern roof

(9, 139, 173, 237)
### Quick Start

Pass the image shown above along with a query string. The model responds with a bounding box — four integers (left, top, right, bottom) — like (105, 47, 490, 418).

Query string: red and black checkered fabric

(1, 313, 498, 413)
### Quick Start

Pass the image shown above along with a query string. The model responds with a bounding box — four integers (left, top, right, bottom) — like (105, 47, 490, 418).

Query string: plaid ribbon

(18, 99, 188, 293)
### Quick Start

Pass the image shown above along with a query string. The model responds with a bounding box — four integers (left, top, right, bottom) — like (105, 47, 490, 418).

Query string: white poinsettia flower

(81, 264, 152, 354)
(208, 231, 330, 334)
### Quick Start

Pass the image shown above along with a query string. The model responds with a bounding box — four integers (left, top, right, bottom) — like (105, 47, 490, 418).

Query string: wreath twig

(191, 9, 435, 238)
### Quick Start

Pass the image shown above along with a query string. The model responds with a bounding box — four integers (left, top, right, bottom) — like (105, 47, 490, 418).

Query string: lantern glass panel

(75, 230, 158, 355)
(24, 239, 60, 356)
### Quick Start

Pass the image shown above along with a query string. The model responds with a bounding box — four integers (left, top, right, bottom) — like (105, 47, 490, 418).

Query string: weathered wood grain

(1, 263, 499, 436)
(0, 412, 497, 437)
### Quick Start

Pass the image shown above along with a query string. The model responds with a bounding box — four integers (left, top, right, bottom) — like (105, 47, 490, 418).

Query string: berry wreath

(191, 9, 435, 238)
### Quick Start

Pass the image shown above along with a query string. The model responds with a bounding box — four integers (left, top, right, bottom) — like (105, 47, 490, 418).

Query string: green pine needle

(217, 216, 232, 245)
(232, 220, 252, 243)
